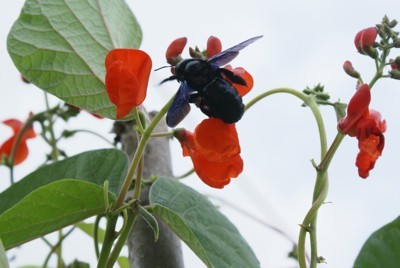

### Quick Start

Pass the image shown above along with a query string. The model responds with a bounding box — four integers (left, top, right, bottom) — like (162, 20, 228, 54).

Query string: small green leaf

(0, 179, 114, 249)
(138, 205, 159, 242)
(7, 0, 142, 119)
(0, 149, 128, 215)
(354, 216, 400, 268)
(0, 239, 9, 268)
(76, 221, 106, 244)
(117, 256, 129, 268)
(149, 178, 260, 268)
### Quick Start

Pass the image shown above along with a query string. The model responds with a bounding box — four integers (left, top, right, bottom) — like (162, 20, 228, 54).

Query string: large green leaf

(0, 149, 128, 215)
(7, 0, 142, 119)
(0, 179, 113, 249)
(354, 216, 400, 268)
(149, 178, 260, 268)
(0, 239, 9, 268)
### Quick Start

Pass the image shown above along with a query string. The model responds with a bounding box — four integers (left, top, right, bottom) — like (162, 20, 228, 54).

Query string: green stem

(94, 215, 103, 259)
(246, 88, 328, 268)
(97, 215, 118, 267)
(132, 156, 144, 200)
(44, 94, 59, 161)
(106, 210, 138, 267)
(113, 94, 175, 210)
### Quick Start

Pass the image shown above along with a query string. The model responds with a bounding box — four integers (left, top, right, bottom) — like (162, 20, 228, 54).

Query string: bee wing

(208, 35, 263, 67)
(166, 81, 193, 127)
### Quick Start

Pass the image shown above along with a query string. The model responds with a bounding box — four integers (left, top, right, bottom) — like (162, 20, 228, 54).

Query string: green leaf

(76, 221, 106, 244)
(138, 205, 159, 242)
(0, 148, 128, 215)
(0, 239, 9, 268)
(7, 0, 142, 119)
(117, 256, 129, 268)
(0, 179, 114, 249)
(354, 216, 400, 268)
(149, 178, 260, 268)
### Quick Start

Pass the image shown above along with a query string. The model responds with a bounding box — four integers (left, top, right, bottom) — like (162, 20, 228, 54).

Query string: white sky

(2, 0, 400, 267)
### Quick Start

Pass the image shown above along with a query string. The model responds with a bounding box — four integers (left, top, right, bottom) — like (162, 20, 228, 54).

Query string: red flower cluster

(165, 36, 254, 95)
(354, 27, 378, 58)
(0, 118, 36, 165)
(338, 84, 386, 178)
(175, 118, 243, 188)
(105, 49, 152, 119)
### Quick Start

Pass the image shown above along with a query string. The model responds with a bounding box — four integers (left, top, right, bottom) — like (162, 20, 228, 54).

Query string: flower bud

(389, 69, 400, 80)
(390, 58, 400, 70)
(354, 27, 378, 58)
(206, 36, 222, 58)
(166, 37, 187, 66)
(343, 60, 360, 78)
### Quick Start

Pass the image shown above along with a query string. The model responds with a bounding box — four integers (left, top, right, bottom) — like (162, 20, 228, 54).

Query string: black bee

(161, 35, 262, 127)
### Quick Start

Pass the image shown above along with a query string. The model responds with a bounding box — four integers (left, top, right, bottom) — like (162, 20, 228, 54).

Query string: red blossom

(0, 118, 36, 165)
(175, 118, 243, 188)
(354, 27, 378, 57)
(223, 65, 254, 96)
(338, 84, 386, 178)
(166, 37, 187, 66)
(206, 36, 222, 58)
(105, 49, 152, 119)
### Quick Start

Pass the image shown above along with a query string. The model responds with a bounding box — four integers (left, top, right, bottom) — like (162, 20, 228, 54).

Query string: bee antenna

(154, 65, 171, 71)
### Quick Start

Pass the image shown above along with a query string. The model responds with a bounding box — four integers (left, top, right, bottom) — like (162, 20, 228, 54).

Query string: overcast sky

(2, 0, 400, 267)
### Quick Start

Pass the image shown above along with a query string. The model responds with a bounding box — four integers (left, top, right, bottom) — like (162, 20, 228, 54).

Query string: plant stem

(246, 88, 329, 267)
(68, 129, 115, 146)
(106, 210, 138, 267)
(97, 215, 118, 267)
(113, 94, 175, 210)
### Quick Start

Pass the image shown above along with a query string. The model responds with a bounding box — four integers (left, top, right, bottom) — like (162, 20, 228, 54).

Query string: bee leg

(218, 68, 247, 86)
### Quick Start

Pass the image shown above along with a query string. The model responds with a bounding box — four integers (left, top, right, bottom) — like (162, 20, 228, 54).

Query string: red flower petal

(194, 118, 240, 162)
(338, 84, 371, 135)
(166, 37, 187, 65)
(192, 152, 243, 188)
(223, 65, 254, 96)
(354, 27, 378, 55)
(206, 36, 222, 58)
(175, 127, 243, 188)
(356, 132, 384, 178)
(105, 49, 152, 119)
(0, 119, 36, 165)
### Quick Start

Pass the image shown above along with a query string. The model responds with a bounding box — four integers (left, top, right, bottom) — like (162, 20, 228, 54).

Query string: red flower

(0, 119, 36, 165)
(175, 118, 243, 188)
(338, 84, 386, 178)
(166, 37, 187, 66)
(223, 65, 254, 96)
(206, 36, 222, 58)
(105, 49, 152, 119)
(354, 27, 378, 57)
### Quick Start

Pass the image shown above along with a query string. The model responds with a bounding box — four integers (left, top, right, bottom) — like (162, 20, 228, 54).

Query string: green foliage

(354, 216, 400, 268)
(138, 205, 160, 242)
(0, 148, 128, 215)
(76, 221, 106, 244)
(117, 256, 129, 268)
(0, 180, 114, 249)
(0, 239, 9, 268)
(149, 177, 260, 268)
(7, 0, 142, 119)
(0, 149, 129, 249)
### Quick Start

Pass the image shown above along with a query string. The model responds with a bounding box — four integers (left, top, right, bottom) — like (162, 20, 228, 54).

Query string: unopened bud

(166, 37, 187, 65)
(343, 60, 360, 78)
(189, 47, 203, 59)
(393, 38, 400, 48)
(389, 69, 400, 80)
(389, 19, 398, 28)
